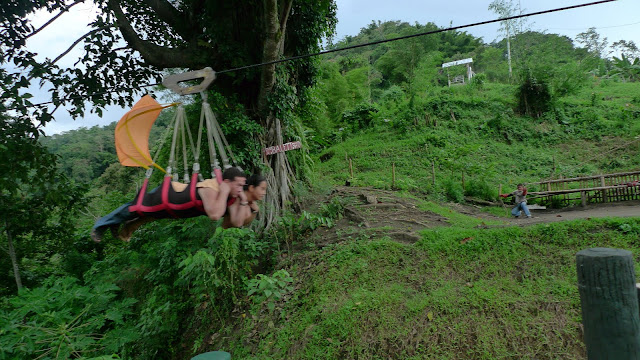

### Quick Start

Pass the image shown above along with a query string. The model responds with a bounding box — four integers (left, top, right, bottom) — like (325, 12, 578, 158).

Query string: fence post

(392, 162, 396, 189)
(576, 248, 640, 358)
(600, 175, 608, 203)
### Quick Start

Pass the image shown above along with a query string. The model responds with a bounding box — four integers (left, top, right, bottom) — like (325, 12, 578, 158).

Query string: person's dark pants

(92, 185, 163, 235)
(92, 201, 138, 236)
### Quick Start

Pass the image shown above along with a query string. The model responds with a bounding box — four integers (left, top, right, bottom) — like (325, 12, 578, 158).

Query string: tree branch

(107, 0, 207, 69)
(141, 0, 195, 41)
(24, 0, 86, 40)
(279, 0, 293, 35)
(278, 0, 293, 55)
(25, 26, 114, 84)
(52, 26, 115, 66)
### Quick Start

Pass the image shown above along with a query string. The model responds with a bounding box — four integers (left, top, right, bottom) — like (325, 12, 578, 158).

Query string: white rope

(205, 105, 230, 169)
(168, 106, 185, 178)
(203, 101, 220, 178)
(211, 113, 240, 169)
(145, 106, 179, 179)
(180, 118, 189, 182)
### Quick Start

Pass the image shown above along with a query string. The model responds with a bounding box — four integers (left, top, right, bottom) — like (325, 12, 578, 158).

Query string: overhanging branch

(141, 0, 195, 41)
(52, 26, 115, 66)
(24, 0, 86, 40)
(107, 0, 208, 68)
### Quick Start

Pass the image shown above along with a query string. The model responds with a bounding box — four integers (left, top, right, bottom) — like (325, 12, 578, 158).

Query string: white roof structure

(442, 58, 473, 68)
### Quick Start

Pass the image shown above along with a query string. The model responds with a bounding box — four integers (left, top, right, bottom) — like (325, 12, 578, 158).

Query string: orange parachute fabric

(115, 95, 176, 172)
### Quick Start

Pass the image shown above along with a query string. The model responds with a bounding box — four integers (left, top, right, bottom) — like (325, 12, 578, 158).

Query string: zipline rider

(91, 167, 258, 242)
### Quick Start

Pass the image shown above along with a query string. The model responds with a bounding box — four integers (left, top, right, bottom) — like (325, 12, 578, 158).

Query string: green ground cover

(224, 218, 640, 359)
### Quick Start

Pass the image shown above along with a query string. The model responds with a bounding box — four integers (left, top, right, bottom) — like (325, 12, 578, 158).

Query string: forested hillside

(3, 9, 640, 360)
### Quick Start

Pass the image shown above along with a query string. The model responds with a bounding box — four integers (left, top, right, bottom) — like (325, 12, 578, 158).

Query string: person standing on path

(500, 183, 531, 218)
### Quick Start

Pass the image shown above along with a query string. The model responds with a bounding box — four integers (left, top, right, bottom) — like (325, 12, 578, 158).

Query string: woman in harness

(91, 167, 252, 242)
(223, 173, 267, 229)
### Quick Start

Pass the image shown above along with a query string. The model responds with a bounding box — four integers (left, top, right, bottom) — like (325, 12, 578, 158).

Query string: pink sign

(264, 141, 302, 156)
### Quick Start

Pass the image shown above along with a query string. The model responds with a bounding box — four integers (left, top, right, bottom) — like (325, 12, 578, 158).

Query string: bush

(0, 277, 137, 359)
(341, 102, 379, 131)
(247, 270, 294, 314)
(471, 73, 486, 90)
(516, 68, 553, 118)
(443, 178, 464, 203)
(465, 178, 497, 201)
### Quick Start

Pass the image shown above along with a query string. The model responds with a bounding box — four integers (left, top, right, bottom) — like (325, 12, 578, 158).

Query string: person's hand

(238, 191, 248, 203)
(499, 194, 509, 198)
(522, 187, 527, 196)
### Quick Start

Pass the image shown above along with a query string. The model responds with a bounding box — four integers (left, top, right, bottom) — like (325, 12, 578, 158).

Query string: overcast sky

(22, 0, 640, 135)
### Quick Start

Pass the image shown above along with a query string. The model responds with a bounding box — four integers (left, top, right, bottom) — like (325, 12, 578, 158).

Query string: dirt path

(305, 187, 640, 247)
(507, 200, 640, 225)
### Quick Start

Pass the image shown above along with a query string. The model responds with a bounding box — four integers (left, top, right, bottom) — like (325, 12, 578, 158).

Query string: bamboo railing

(526, 171, 640, 207)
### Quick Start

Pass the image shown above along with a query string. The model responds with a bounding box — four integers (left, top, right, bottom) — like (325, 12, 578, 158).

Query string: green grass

(214, 80, 640, 359)
(312, 80, 640, 202)
(481, 206, 512, 218)
(417, 200, 506, 227)
(221, 218, 640, 359)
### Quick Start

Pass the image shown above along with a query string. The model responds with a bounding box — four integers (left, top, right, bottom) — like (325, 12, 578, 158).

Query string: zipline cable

(6, 0, 617, 112)
(217, 0, 617, 74)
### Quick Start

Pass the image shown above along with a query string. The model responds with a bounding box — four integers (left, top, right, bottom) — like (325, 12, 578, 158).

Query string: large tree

(1, 0, 337, 218)
(0, 114, 85, 295)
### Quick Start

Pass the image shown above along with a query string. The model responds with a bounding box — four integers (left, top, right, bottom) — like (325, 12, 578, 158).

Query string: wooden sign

(264, 141, 302, 156)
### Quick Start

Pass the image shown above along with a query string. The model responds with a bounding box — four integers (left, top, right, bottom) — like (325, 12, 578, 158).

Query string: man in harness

(91, 167, 247, 242)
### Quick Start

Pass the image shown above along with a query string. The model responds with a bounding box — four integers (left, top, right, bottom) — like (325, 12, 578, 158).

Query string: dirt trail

(308, 186, 448, 246)
(307, 187, 640, 247)
(506, 200, 640, 225)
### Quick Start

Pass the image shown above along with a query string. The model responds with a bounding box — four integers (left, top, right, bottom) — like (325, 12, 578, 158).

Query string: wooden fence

(526, 171, 640, 207)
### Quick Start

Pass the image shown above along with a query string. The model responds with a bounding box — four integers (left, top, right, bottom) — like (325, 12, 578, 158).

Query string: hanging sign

(264, 141, 302, 156)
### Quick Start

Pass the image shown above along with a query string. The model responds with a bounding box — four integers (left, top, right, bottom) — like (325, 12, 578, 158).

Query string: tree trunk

(5, 227, 23, 291)
(576, 248, 640, 358)
(256, 0, 295, 226)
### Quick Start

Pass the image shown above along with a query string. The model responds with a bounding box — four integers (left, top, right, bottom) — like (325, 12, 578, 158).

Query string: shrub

(471, 73, 486, 90)
(341, 102, 379, 131)
(465, 178, 498, 201)
(320, 197, 347, 219)
(516, 68, 553, 118)
(0, 277, 137, 359)
(443, 178, 464, 203)
(247, 270, 294, 313)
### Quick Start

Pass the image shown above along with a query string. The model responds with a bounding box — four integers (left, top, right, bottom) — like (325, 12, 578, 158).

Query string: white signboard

(263, 141, 302, 156)
(442, 58, 473, 68)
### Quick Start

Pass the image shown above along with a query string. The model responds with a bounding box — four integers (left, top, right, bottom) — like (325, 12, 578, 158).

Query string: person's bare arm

(225, 194, 252, 228)
(242, 201, 259, 226)
(199, 182, 231, 220)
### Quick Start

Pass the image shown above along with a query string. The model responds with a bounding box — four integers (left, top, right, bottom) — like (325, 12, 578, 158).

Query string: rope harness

(128, 68, 240, 218)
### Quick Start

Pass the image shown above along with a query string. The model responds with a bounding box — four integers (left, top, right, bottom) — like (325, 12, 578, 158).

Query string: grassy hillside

(216, 210, 640, 359)
(311, 81, 640, 202)
(176, 78, 640, 358)
(200, 79, 640, 358)
(13, 20, 640, 359)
